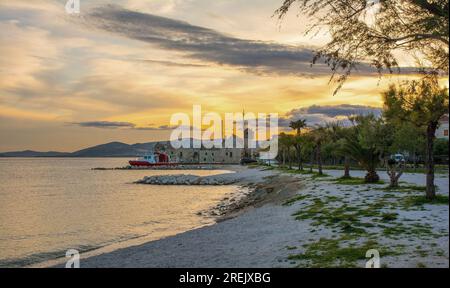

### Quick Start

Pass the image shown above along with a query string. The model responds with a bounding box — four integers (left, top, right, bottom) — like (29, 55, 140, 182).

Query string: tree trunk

(343, 156, 351, 178)
(288, 149, 292, 169)
(425, 123, 437, 199)
(387, 163, 404, 188)
(317, 143, 323, 175)
(310, 150, 314, 172)
(297, 146, 303, 170)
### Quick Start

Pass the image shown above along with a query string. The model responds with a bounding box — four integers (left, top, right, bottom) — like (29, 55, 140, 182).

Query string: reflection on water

(0, 158, 235, 267)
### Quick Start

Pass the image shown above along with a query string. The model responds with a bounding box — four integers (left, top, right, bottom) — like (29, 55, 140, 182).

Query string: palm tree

(289, 119, 307, 170)
(341, 115, 387, 183)
(289, 119, 307, 135)
(341, 135, 382, 183)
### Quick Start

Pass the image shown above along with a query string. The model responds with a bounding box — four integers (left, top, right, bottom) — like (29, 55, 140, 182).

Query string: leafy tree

(326, 121, 353, 178)
(434, 138, 449, 157)
(275, 0, 449, 93)
(390, 122, 426, 170)
(301, 132, 316, 172)
(383, 77, 449, 199)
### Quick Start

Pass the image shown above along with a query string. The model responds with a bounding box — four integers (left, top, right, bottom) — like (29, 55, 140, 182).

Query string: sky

(0, 0, 445, 152)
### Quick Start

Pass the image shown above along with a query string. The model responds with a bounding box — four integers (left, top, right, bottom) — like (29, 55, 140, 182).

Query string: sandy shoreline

(49, 165, 448, 268)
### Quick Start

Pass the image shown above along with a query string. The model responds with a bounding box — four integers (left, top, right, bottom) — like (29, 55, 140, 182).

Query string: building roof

(439, 114, 449, 124)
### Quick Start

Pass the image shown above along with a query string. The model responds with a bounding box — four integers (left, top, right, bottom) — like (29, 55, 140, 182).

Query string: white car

(390, 154, 406, 163)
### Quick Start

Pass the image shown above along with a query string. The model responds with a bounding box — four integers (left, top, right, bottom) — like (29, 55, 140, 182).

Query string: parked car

(240, 157, 257, 165)
(390, 154, 406, 164)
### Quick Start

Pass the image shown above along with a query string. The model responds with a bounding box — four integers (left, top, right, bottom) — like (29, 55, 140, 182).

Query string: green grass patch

(283, 194, 310, 206)
(378, 185, 427, 192)
(276, 166, 331, 180)
(288, 238, 400, 268)
(416, 262, 427, 268)
(292, 198, 387, 236)
(311, 173, 331, 179)
(381, 213, 399, 222)
(403, 195, 449, 207)
(334, 176, 384, 185)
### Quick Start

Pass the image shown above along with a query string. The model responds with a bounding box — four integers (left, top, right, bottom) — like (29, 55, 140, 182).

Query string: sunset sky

(0, 0, 446, 152)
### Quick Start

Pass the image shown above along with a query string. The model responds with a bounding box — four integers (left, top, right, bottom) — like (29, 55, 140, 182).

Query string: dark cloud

(83, 5, 419, 77)
(287, 104, 382, 119)
(140, 59, 208, 68)
(82, 5, 337, 77)
(71, 121, 176, 131)
(134, 125, 178, 131)
(280, 104, 382, 128)
(72, 121, 136, 129)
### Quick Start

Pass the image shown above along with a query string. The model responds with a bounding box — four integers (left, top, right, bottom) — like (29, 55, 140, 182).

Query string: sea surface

(0, 158, 236, 267)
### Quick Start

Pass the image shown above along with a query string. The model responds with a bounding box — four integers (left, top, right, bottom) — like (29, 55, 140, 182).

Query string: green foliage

(383, 77, 449, 129)
(383, 77, 449, 199)
(390, 122, 425, 156)
(434, 138, 449, 156)
(276, 0, 449, 93)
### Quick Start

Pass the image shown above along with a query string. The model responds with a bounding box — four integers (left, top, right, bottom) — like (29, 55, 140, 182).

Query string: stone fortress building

(154, 129, 256, 164)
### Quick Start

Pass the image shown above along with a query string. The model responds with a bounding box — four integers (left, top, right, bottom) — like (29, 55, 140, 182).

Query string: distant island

(0, 141, 166, 158)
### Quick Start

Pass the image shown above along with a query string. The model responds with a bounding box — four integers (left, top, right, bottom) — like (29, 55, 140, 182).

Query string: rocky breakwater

(135, 174, 239, 185)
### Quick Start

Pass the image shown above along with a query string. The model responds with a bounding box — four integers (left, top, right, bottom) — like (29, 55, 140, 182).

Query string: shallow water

(0, 158, 235, 267)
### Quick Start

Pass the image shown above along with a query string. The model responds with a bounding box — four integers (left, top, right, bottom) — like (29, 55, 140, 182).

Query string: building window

(445, 130, 449, 136)
(204, 158, 207, 162)
(230, 152, 233, 158)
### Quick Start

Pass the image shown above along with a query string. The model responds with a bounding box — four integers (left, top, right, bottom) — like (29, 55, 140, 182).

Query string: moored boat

(129, 151, 174, 167)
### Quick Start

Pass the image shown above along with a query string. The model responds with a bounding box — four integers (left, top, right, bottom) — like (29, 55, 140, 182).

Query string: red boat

(129, 151, 175, 167)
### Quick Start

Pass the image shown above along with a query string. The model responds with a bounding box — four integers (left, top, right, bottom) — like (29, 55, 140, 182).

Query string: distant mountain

(0, 141, 168, 157)
(0, 138, 249, 157)
(0, 150, 71, 157)
(70, 141, 167, 157)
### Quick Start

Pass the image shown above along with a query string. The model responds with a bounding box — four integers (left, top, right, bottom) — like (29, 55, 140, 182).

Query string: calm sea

(0, 158, 236, 267)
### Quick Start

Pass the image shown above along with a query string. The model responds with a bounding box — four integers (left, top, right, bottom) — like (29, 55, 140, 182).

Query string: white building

(436, 114, 449, 140)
